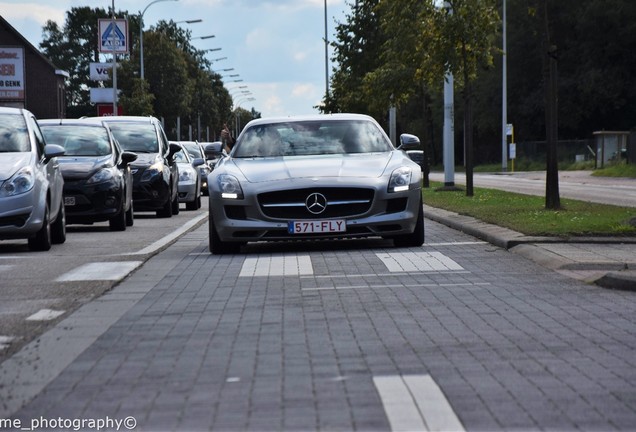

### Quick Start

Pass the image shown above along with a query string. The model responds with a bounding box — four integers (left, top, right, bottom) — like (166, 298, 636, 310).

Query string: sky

(1, 0, 351, 117)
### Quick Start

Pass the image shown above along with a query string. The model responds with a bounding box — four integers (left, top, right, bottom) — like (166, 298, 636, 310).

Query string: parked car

(81, 116, 181, 218)
(39, 119, 137, 231)
(178, 141, 211, 196)
(0, 107, 66, 251)
(173, 147, 204, 210)
(204, 113, 424, 254)
(200, 141, 227, 171)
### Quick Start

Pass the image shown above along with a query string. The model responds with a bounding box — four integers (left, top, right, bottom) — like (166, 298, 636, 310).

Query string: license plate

(64, 196, 76, 206)
(288, 220, 346, 234)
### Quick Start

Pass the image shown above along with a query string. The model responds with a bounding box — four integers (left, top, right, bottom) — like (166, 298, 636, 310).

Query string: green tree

(40, 6, 112, 116)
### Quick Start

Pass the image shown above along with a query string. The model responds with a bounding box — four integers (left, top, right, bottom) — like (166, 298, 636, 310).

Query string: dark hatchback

(39, 120, 137, 231)
(82, 116, 181, 218)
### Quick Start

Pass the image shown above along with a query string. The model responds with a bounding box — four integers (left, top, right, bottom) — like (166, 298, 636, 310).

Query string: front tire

(209, 214, 241, 254)
(109, 202, 127, 231)
(125, 201, 134, 226)
(393, 199, 425, 248)
(156, 197, 172, 218)
(28, 204, 52, 251)
(51, 202, 66, 244)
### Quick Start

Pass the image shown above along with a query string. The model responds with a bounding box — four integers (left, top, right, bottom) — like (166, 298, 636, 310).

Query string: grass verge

(423, 181, 636, 237)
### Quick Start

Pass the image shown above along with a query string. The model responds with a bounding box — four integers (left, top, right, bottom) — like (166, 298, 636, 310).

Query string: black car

(82, 116, 181, 218)
(39, 120, 137, 231)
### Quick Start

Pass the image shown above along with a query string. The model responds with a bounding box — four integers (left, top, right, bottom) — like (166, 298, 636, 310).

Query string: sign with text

(0, 47, 25, 100)
(98, 19, 128, 54)
(90, 62, 116, 81)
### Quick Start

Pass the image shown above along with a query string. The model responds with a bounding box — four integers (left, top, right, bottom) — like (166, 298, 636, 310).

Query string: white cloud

(0, 2, 66, 25)
(292, 83, 316, 98)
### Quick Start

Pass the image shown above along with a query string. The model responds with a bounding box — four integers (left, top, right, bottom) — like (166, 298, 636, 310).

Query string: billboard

(0, 47, 25, 100)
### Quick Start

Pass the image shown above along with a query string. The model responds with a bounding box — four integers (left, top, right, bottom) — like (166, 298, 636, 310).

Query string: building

(0, 15, 67, 118)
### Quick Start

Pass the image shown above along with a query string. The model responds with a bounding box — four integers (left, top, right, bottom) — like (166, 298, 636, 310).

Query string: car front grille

(258, 187, 374, 219)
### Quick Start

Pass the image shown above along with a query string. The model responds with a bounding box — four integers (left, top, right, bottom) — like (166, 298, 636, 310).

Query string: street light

(140, 0, 178, 80)
(210, 57, 227, 62)
(174, 19, 202, 24)
(212, 68, 234, 73)
(202, 48, 222, 53)
(193, 35, 215, 40)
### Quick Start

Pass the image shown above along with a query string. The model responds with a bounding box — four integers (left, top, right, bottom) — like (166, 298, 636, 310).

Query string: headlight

(218, 174, 243, 199)
(388, 167, 412, 193)
(179, 167, 197, 184)
(0, 166, 35, 197)
(141, 162, 163, 182)
(86, 167, 117, 185)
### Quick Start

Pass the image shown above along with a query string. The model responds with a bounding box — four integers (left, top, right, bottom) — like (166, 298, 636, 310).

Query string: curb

(423, 204, 636, 290)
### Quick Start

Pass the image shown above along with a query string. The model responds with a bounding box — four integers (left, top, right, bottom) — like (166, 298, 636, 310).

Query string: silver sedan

(205, 114, 424, 254)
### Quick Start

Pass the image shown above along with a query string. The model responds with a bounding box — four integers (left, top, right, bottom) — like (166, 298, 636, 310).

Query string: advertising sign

(0, 47, 25, 100)
(90, 62, 115, 81)
(98, 19, 128, 54)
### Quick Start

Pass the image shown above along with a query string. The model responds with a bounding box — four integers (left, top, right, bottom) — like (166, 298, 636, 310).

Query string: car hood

(232, 153, 393, 183)
(0, 153, 33, 181)
(58, 156, 111, 180)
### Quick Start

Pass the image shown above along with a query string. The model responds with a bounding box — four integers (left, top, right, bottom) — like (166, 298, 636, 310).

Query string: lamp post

(140, 0, 177, 80)
(193, 35, 215, 40)
(175, 19, 202, 24)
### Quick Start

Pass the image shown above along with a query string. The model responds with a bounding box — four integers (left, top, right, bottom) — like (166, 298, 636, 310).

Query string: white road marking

(377, 251, 464, 272)
(55, 261, 143, 282)
(26, 309, 65, 321)
(0, 265, 13, 272)
(373, 374, 465, 432)
(129, 213, 207, 255)
(301, 282, 490, 291)
(239, 255, 313, 277)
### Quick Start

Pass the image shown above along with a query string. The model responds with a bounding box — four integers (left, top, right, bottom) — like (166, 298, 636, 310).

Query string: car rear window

(107, 123, 159, 153)
(0, 114, 30, 153)
(41, 125, 112, 156)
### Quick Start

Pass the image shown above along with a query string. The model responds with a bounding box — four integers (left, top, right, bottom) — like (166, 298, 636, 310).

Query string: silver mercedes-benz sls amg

(205, 114, 424, 254)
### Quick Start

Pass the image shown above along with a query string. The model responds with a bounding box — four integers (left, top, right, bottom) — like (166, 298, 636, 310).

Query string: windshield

(174, 149, 190, 163)
(233, 119, 393, 158)
(107, 123, 159, 153)
(41, 125, 111, 156)
(183, 143, 202, 159)
(0, 114, 29, 153)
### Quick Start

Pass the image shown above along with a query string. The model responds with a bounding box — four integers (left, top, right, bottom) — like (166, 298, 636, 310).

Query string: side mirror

(191, 157, 205, 167)
(204, 142, 224, 159)
(397, 133, 421, 151)
(44, 144, 65, 161)
(168, 142, 182, 160)
(121, 151, 138, 165)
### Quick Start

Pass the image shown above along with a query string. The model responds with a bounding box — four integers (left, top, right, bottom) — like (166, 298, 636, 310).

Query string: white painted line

(301, 282, 490, 292)
(0, 265, 13, 272)
(377, 252, 464, 272)
(373, 375, 427, 431)
(130, 213, 207, 255)
(239, 255, 313, 277)
(55, 261, 143, 282)
(403, 375, 465, 431)
(26, 309, 65, 321)
(374, 374, 465, 432)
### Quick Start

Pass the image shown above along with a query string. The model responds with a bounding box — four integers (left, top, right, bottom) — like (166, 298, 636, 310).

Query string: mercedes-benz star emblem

(305, 192, 328, 215)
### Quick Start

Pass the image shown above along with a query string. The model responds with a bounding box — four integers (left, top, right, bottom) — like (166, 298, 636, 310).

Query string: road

(429, 170, 636, 207)
(1, 196, 635, 430)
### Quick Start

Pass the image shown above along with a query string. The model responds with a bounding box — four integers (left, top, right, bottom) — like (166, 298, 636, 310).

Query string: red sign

(97, 104, 124, 116)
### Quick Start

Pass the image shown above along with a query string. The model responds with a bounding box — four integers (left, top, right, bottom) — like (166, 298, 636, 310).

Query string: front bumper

(62, 179, 124, 224)
(209, 179, 421, 243)
(0, 188, 46, 239)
